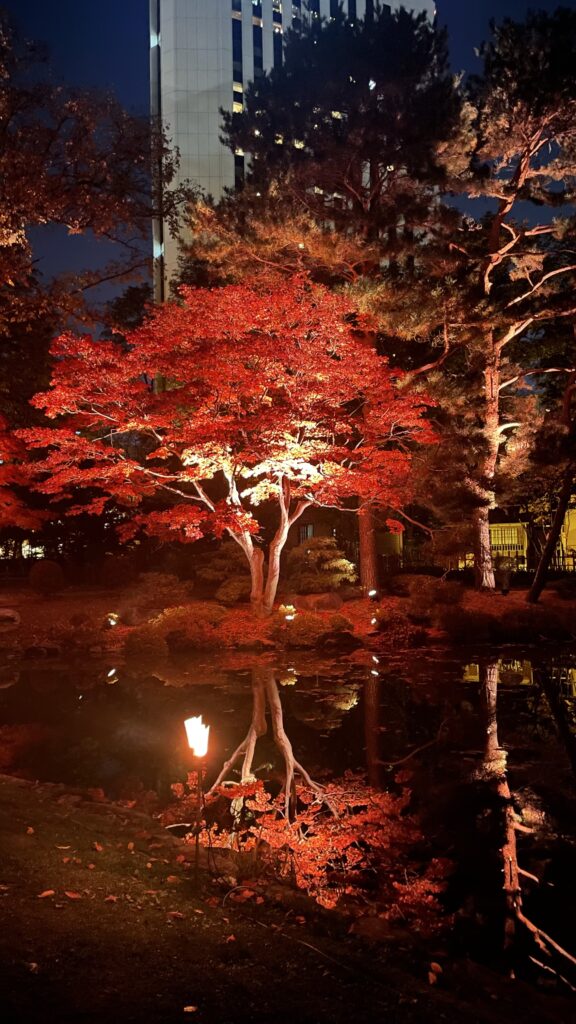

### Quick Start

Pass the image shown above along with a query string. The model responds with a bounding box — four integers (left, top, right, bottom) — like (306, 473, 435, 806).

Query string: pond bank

(1, 773, 572, 1024)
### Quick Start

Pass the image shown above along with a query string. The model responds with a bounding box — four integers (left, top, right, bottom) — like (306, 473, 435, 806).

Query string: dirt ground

(0, 774, 574, 1024)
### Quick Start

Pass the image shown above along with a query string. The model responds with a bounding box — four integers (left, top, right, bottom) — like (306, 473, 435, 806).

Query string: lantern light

(371, 617, 377, 625)
(184, 715, 210, 758)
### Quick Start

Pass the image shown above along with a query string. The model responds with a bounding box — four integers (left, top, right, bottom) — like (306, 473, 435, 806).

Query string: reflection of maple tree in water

(166, 666, 450, 920)
(207, 666, 328, 819)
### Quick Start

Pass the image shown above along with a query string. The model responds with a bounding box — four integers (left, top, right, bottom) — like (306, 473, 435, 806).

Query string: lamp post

(183, 715, 210, 888)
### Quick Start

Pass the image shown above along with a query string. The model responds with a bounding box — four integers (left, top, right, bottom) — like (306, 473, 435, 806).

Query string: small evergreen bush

(123, 626, 169, 659)
(28, 559, 65, 595)
(215, 575, 252, 606)
(98, 555, 137, 589)
(272, 609, 353, 648)
(285, 537, 356, 594)
(150, 602, 227, 651)
(126, 572, 193, 611)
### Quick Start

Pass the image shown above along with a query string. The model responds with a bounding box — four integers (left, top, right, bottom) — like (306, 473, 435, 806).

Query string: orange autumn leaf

(64, 891, 83, 900)
(37, 890, 55, 899)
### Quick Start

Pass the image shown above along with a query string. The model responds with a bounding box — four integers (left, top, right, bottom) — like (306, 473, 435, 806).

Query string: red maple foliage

(21, 278, 433, 611)
(0, 415, 43, 530)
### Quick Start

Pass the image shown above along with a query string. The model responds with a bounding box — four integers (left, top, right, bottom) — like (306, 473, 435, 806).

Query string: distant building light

(369, 78, 376, 91)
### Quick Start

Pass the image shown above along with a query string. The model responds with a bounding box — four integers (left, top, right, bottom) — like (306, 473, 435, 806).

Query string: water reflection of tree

(478, 660, 576, 984)
(207, 666, 328, 818)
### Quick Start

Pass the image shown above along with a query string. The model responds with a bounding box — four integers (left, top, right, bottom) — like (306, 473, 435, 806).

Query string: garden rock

(0, 608, 21, 632)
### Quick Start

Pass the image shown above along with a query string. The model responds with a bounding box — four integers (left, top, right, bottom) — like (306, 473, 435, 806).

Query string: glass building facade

(150, 0, 435, 296)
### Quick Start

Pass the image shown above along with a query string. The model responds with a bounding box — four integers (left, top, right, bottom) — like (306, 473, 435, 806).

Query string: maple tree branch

(386, 506, 433, 538)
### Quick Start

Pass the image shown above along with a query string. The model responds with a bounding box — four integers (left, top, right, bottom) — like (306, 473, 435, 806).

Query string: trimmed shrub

(195, 541, 251, 591)
(123, 627, 169, 660)
(150, 602, 227, 651)
(28, 559, 65, 595)
(125, 572, 193, 611)
(98, 555, 137, 589)
(215, 575, 252, 606)
(407, 578, 465, 625)
(285, 537, 356, 595)
(272, 609, 354, 648)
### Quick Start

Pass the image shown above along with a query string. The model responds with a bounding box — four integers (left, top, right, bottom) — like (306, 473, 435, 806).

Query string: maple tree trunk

(358, 507, 379, 594)
(263, 527, 289, 615)
(527, 464, 574, 604)
(246, 545, 265, 613)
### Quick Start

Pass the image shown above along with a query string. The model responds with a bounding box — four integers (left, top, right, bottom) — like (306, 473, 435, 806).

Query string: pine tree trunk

(473, 356, 501, 590)
(358, 508, 379, 594)
(474, 506, 496, 589)
(527, 466, 574, 603)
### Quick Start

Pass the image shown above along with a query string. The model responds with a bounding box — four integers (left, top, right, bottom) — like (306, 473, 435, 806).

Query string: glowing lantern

(184, 716, 210, 758)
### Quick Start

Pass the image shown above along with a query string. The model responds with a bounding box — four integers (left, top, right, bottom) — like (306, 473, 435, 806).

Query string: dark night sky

(2, 0, 576, 290)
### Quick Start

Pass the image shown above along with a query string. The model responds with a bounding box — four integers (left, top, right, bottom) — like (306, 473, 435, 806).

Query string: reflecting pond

(1, 644, 575, 965)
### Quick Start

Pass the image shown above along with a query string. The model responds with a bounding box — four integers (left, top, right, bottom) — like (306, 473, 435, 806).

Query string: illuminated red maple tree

(22, 278, 432, 612)
(0, 416, 43, 531)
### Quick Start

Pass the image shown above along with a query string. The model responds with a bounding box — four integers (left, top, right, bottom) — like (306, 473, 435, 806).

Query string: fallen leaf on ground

(93, 841, 104, 852)
(127, 841, 135, 851)
(64, 891, 83, 900)
(166, 875, 180, 885)
(428, 972, 438, 986)
(26, 826, 35, 835)
(37, 890, 55, 899)
(193, 909, 204, 915)
(230, 888, 255, 903)
(183, 1007, 198, 1014)
(225, 934, 236, 943)
(55, 845, 71, 850)
(104, 895, 118, 903)
(62, 857, 71, 865)
(167, 911, 185, 920)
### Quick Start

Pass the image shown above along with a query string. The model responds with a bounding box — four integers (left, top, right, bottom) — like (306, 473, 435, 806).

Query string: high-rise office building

(150, 0, 435, 295)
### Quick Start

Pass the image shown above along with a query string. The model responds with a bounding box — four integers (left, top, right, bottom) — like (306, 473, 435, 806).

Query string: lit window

(299, 523, 314, 543)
